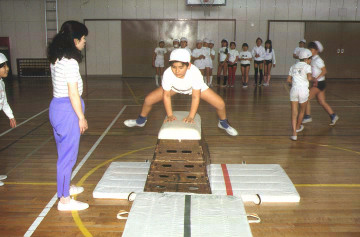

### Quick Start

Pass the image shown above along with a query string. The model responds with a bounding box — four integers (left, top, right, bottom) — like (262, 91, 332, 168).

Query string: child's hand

(312, 80, 318, 87)
(152, 62, 155, 68)
(183, 116, 195, 124)
(79, 118, 88, 134)
(273, 64, 276, 68)
(164, 115, 177, 123)
(10, 118, 16, 128)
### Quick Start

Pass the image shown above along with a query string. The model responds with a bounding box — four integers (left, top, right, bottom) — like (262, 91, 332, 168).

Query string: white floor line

(0, 108, 49, 137)
(23, 105, 127, 237)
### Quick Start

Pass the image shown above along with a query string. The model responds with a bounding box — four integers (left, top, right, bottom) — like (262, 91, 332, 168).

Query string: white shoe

(329, 115, 339, 126)
(0, 181, 3, 186)
(0, 175, 7, 181)
(296, 125, 304, 133)
(302, 117, 312, 124)
(124, 119, 147, 127)
(58, 198, 89, 211)
(218, 122, 238, 136)
(290, 136, 297, 141)
(70, 185, 84, 196)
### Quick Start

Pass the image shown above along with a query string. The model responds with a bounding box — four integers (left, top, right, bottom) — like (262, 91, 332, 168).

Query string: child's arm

(287, 75, 292, 84)
(163, 90, 176, 122)
(2, 92, 16, 128)
(272, 50, 276, 67)
(211, 51, 215, 60)
(184, 89, 200, 123)
(315, 67, 327, 81)
(68, 82, 88, 134)
(307, 73, 312, 81)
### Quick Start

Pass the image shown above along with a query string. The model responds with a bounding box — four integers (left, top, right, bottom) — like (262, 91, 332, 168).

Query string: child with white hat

(152, 40, 167, 87)
(124, 49, 238, 136)
(191, 39, 206, 77)
(293, 39, 306, 63)
(180, 37, 192, 55)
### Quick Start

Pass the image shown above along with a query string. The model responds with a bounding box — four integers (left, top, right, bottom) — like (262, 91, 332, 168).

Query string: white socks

(210, 76, 213, 85)
(155, 75, 159, 87)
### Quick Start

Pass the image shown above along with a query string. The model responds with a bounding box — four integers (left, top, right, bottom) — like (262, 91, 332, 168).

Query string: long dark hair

(265, 40, 272, 53)
(47, 21, 88, 64)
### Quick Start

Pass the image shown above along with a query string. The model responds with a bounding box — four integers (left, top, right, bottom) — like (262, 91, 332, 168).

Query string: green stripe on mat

(184, 195, 191, 237)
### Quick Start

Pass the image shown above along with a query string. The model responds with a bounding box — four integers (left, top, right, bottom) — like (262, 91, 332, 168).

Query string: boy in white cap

(124, 49, 238, 136)
(287, 49, 313, 141)
(0, 53, 16, 186)
(191, 39, 206, 76)
(293, 39, 306, 63)
(153, 40, 167, 87)
(180, 37, 192, 54)
(302, 41, 339, 126)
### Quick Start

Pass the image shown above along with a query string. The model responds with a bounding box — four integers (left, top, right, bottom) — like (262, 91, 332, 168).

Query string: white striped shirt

(51, 58, 83, 98)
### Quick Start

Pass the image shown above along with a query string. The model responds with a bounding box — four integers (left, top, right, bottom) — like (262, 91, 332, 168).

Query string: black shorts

(241, 64, 250, 68)
(228, 63, 237, 68)
(219, 61, 228, 64)
(254, 60, 263, 65)
(265, 60, 272, 65)
(317, 81, 326, 91)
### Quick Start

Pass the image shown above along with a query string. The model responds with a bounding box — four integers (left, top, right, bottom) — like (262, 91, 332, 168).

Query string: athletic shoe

(70, 186, 84, 196)
(263, 83, 268, 86)
(329, 115, 339, 126)
(0, 181, 3, 186)
(58, 198, 89, 211)
(290, 136, 297, 141)
(124, 119, 147, 127)
(218, 121, 238, 136)
(302, 116, 312, 124)
(296, 125, 304, 133)
(0, 175, 7, 181)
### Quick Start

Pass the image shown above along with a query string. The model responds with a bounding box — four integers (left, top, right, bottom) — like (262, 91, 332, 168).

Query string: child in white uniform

(252, 37, 265, 86)
(205, 40, 216, 86)
(192, 40, 206, 76)
(263, 40, 276, 86)
(239, 43, 252, 88)
(227, 41, 239, 87)
(303, 41, 339, 126)
(180, 37, 192, 55)
(217, 39, 229, 87)
(169, 39, 180, 52)
(293, 39, 306, 63)
(0, 53, 16, 187)
(124, 49, 238, 136)
(153, 40, 167, 87)
(287, 49, 313, 141)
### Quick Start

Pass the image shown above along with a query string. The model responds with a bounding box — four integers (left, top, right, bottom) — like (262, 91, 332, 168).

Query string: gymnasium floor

(0, 76, 359, 237)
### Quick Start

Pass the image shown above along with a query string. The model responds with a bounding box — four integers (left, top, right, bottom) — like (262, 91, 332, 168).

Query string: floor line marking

(0, 108, 49, 137)
(295, 184, 360, 187)
(122, 79, 141, 105)
(23, 105, 127, 237)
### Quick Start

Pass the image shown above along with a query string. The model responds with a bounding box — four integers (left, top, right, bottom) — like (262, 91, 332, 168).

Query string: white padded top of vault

(93, 162, 300, 203)
(158, 111, 201, 140)
(122, 192, 253, 237)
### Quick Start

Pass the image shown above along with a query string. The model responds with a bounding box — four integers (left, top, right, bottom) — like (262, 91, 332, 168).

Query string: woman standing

(47, 21, 89, 211)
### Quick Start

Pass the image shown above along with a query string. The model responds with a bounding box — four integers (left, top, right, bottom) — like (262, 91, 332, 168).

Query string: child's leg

(223, 63, 228, 86)
(267, 63, 273, 84)
(160, 67, 165, 85)
(259, 62, 264, 84)
(209, 68, 213, 85)
(264, 63, 268, 83)
(241, 66, 245, 84)
(297, 101, 308, 130)
(155, 67, 160, 86)
(140, 87, 167, 117)
(316, 90, 335, 115)
(254, 63, 258, 85)
(232, 66, 237, 85)
(291, 101, 299, 136)
(227, 66, 233, 85)
(206, 67, 211, 84)
(217, 64, 223, 85)
(305, 87, 319, 116)
(200, 89, 226, 120)
(245, 66, 250, 84)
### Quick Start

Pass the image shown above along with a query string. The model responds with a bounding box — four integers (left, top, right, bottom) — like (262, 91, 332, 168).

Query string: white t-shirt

(181, 47, 192, 55)
(0, 79, 14, 119)
(210, 48, 215, 60)
(51, 58, 83, 98)
(264, 49, 276, 64)
(219, 47, 229, 62)
(203, 47, 214, 61)
(162, 65, 207, 95)
(192, 48, 205, 63)
(252, 45, 265, 61)
(293, 47, 304, 63)
(311, 55, 325, 82)
(228, 49, 239, 63)
(154, 47, 167, 60)
(239, 51, 252, 65)
(289, 62, 312, 88)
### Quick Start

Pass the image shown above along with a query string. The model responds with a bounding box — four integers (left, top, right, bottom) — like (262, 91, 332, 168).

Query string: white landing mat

(93, 162, 300, 203)
(122, 192, 253, 237)
(158, 111, 201, 140)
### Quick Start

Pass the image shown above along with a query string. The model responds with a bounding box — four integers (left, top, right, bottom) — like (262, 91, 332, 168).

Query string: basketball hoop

(201, 0, 215, 16)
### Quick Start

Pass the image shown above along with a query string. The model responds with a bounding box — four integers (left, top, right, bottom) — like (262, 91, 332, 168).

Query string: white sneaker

(0, 175, 7, 181)
(0, 181, 3, 186)
(329, 115, 339, 126)
(218, 122, 238, 136)
(296, 125, 304, 133)
(302, 117, 312, 124)
(58, 198, 89, 211)
(290, 136, 297, 141)
(124, 119, 147, 128)
(70, 186, 84, 196)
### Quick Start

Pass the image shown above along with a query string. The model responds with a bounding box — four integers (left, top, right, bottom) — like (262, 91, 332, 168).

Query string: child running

(287, 49, 313, 141)
(302, 41, 339, 126)
(124, 49, 238, 136)
(153, 40, 167, 87)
(217, 39, 229, 87)
(239, 43, 252, 88)
(227, 41, 239, 88)
(263, 40, 276, 86)
(252, 37, 265, 86)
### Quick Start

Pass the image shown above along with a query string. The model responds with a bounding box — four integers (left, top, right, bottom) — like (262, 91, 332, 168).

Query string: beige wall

(1, 0, 360, 75)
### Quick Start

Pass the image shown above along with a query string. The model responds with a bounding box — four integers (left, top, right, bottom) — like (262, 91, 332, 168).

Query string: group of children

(152, 37, 276, 88)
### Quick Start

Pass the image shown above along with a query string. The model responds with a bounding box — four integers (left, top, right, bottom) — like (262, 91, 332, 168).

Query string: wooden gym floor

(0, 76, 359, 237)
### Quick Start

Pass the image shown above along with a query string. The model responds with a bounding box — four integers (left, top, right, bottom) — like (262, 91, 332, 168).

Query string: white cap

(221, 38, 228, 42)
(173, 39, 180, 43)
(170, 49, 191, 63)
(0, 53, 7, 64)
(196, 39, 203, 43)
(300, 39, 306, 43)
(180, 37, 188, 42)
(209, 40, 214, 44)
(299, 49, 312, 59)
(203, 38, 210, 43)
(159, 39, 165, 43)
(314, 41, 324, 53)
